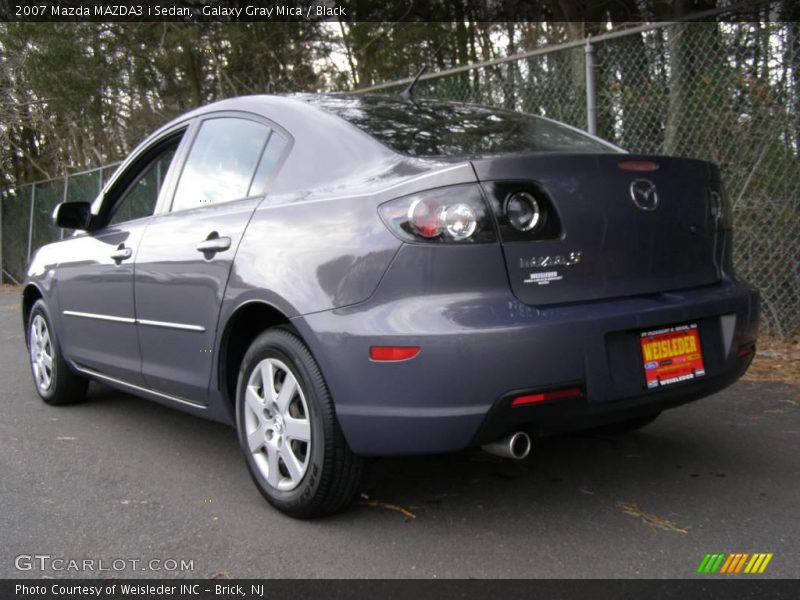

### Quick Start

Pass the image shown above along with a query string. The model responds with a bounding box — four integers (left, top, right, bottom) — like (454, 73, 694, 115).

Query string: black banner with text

(4, 579, 800, 600)
(0, 0, 788, 23)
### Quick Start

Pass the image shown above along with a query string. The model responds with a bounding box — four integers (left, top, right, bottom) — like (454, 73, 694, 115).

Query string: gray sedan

(22, 94, 758, 517)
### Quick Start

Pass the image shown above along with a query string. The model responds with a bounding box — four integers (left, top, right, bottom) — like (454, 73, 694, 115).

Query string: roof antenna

(399, 65, 428, 99)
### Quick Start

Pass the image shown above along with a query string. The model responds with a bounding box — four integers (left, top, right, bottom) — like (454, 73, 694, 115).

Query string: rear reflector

(369, 346, 421, 362)
(511, 386, 583, 407)
(618, 160, 660, 172)
(736, 343, 756, 359)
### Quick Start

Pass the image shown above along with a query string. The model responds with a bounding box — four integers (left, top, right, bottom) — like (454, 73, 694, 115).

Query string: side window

(107, 140, 179, 226)
(249, 131, 288, 197)
(171, 117, 271, 212)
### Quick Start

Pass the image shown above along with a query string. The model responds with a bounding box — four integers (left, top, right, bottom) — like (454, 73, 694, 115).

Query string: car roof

(128, 93, 618, 198)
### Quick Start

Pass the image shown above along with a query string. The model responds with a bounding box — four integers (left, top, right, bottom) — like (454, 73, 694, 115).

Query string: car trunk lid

(472, 154, 722, 306)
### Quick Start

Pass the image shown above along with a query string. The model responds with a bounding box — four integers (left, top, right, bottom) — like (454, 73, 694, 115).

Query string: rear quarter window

(249, 131, 288, 197)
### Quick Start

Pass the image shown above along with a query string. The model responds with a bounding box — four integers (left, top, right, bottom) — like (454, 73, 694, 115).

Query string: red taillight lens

(378, 184, 495, 244)
(369, 346, 421, 362)
(511, 386, 583, 407)
(408, 198, 444, 238)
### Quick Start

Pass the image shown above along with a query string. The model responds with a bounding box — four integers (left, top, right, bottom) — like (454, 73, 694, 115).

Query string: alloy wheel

(29, 314, 54, 392)
(243, 358, 312, 491)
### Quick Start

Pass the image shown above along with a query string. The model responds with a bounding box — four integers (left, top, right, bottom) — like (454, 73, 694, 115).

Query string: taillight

(480, 181, 562, 242)
(407, 198, 444, 238)
(505, 191, 542, 233)
(378, 184, 496, 243)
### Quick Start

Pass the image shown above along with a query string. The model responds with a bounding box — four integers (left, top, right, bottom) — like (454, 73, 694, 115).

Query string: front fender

(23, 242, 64, 333)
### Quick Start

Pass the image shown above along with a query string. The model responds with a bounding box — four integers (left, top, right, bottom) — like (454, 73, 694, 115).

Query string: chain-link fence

(355, 21, 800, 340)
(1, 20, 798, 339)
(0, 165, 117, 285)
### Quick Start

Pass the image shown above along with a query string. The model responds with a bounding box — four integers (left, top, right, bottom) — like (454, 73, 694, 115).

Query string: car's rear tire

(593, 411, 661, 434)
(235, 327, 363, 518)
(27, 299, 89, 405)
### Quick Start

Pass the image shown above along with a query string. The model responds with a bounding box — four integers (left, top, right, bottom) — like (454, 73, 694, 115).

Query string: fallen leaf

(616, 501, 688, 533)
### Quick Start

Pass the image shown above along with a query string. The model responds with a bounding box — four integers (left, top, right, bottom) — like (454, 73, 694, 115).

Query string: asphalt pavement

(1, 286, 798, 579)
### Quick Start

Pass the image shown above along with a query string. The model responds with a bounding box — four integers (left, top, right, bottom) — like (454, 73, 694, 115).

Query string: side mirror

(53, 202, 92, 231)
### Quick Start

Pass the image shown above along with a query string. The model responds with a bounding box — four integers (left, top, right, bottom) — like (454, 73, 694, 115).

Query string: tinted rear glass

(305, 95, 617, 157)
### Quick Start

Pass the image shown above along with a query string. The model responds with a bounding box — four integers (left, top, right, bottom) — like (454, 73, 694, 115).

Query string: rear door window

(171, 117, 271, 212)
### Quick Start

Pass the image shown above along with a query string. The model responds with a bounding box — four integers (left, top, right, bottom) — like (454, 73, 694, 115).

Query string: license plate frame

(640, 323, 706, 389)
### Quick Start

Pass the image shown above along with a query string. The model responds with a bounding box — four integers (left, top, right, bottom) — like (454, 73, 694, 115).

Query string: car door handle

(110, 246, 132, 261)
(196, 236, 231, 253)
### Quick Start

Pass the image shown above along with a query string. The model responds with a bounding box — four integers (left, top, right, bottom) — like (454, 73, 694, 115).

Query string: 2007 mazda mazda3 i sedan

(22, 94, 758, 517)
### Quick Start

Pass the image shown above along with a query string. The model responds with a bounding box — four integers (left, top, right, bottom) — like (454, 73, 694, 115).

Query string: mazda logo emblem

(629, 178, 659, 211)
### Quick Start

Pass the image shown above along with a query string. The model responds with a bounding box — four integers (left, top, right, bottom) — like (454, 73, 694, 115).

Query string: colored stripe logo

(697, 553, 773, 574)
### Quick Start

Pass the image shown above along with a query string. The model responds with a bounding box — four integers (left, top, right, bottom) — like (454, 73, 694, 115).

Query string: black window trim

(100, 132, 185, 227)
(85, 120, 193, 232)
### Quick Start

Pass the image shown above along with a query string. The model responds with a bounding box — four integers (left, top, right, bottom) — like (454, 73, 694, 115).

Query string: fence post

(26, 183, 36, 265)
(60, 175, 69, 240)
(584, 35, 598, 136)
(0, 190, 3, 284)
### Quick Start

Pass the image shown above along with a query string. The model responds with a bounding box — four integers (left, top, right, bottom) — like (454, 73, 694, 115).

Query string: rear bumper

(295, 276, 759, 456)
(470, 350, 754, 445)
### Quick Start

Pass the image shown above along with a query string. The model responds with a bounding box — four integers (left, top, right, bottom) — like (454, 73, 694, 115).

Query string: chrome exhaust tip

(482, 431, 532, 460)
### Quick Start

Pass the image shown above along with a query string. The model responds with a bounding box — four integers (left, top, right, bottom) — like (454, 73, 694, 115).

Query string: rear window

(305, 95, 618, 157)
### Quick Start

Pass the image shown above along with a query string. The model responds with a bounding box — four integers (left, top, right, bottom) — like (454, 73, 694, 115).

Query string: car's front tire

(26, 299, 88, 405)
(235, 328, 363, 518)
